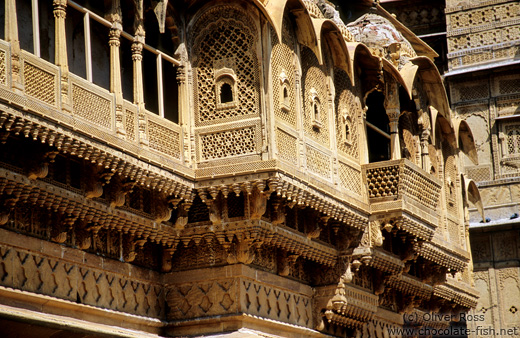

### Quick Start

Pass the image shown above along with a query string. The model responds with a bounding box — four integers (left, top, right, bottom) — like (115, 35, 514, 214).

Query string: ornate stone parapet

(164, 264, 315, 336)
(0, 229, 165, 321)
(363, 158, 442, 239)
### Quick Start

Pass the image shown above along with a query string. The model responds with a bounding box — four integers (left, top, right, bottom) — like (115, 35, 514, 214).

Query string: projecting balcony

(362, 159, 442, 240)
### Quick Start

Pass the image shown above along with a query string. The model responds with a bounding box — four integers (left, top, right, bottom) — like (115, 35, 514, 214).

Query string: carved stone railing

(363, 159, 442, 238)
(0, 41, 185, 170)
(0, 229, 165, 319)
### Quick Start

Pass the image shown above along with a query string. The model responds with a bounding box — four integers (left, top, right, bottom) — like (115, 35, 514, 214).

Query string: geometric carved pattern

(302, 46, 329, 146)
(276, 129, 298, 165)
(499, 78, 520, 95)
(148, 119, 181, 159)
(200, 127, 256, 160)
(166, 279, 238, 320)
(466, 166, 491, 182)
(366, 160, 442, 209)
(366, 164, 400, 198)
(339, 162, 362, 196)
(0, 50, 6, 86)
(193, 7, 259, 125)
(124, 108, 136, 141)
(506, 124, 520, 156)
(306, 146, 331, 179)
(335, 68, 360, 160)
(72, 84, 112, 129)
(24, 62, 56, 106)
(271, 19, 297, 127)
(0, 242, 164, 318)
(456, 83, 489, 102)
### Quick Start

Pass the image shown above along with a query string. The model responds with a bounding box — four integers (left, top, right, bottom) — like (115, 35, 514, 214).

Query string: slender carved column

(108, 2, 125, 137)
(420, 128, 431, 172)
(132, 30, 148, 145)
(5, 0, 23, 91)
(53, 0, 70, 111)
(385, 80, 401, 160)
(176, 44, 191, 166)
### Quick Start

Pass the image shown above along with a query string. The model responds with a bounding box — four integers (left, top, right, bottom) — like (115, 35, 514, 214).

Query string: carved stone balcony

(363, 159, 442, 240)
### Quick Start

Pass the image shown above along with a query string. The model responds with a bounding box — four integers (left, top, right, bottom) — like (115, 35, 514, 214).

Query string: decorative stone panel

(191, 6, 260, 126)
(276, 128, 298, 165)
(22, 55, 58, 107)
(72, 81, 112, 130)
(0, 233, 165, 319)
(147, 111, 181, 160)
(306, 146, 332, 179)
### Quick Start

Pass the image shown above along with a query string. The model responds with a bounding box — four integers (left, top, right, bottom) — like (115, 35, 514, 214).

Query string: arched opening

(220, 83, 233, 103)
(366, 91, 390, 162)
(283, 87, 289, 106)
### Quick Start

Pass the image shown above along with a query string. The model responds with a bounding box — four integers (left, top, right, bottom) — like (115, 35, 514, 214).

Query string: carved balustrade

(0, 42, 185, 171)
(363, 158, 442, 240)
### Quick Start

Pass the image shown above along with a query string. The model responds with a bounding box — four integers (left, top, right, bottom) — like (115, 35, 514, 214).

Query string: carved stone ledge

(179, 219, 338, 266)
(372, 213, 436, 241)
(418, 238, 470, 272)
(433, 278, 479, 309)
(386, 274, 433, 300)
(196, 173, 369, 232)
(366, 248, 405, 276)
(0, 106, 194, 199)
(0, 166, 179, 254)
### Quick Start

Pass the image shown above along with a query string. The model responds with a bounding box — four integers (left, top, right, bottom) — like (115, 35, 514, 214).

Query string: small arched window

(279, 70, 291, 113)
(220, 83, 233, 103)
(310, 88, 322, 130)
(215, 71, 238, 110)
(283, 87, 289, 106)
(342, 111, 352, 145)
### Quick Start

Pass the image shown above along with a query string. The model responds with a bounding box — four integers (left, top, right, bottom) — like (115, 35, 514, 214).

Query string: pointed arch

(408, 56, 451, 125)
(313, 18, 352, 81)
(461, 175, 485, 221)
(453, 118, 479, 165)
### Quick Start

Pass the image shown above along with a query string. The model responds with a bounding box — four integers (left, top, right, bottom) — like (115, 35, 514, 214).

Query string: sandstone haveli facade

(0, 0, 481, 337)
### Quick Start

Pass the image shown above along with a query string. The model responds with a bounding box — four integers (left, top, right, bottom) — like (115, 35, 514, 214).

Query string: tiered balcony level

(363, 159, 442, 241)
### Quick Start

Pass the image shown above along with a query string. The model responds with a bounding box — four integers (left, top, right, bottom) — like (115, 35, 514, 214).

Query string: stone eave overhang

(433, 278, 479, 309)
(418, 237, 470, 272)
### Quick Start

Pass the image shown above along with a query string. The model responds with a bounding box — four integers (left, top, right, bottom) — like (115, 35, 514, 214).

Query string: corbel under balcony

(314, 283, 379, 329)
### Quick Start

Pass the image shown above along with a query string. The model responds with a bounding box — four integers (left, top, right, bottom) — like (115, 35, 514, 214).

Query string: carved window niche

(215, 68, 238, 111)
(506, 124, 520, 157)
(279, 70, 291, 113)
(341, 109, 353, 146)
(310, 88, 323, 131)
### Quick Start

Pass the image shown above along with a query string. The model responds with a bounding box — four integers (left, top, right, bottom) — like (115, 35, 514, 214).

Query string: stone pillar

(132, 30, 148, 145)
(5, 0, 23, 91)
(177, 54, 192, 166)
(420, 128, 431, 172)
(385, 80, 401, 160)
(53, 0, 70, 111)
(108, 2, 125, 137)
